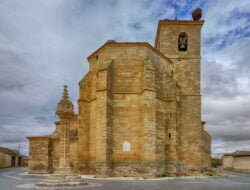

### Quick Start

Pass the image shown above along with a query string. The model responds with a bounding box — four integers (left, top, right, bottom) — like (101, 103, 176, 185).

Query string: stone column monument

(57, 85, 73, 173)
(37, 85, 86, 187)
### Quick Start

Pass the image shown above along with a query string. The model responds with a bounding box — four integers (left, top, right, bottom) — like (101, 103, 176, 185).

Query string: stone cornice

(159, 19, 204, 25)
(78, 88, 176, 103)
(87, 42, 173, 64)
(26, 136, 50, 140)
(177, 94, 201, 96)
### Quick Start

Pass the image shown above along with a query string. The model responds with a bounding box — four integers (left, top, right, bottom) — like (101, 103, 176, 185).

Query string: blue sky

(0, 0, 250, 156)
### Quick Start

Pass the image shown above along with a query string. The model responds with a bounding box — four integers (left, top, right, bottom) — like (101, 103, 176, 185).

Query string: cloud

(0, 0, 176, 155)
(203, 0, 250, 40)
(201, 0, 250, 155)
(213, 139, 250, 155)
(0, 0, 249, 156)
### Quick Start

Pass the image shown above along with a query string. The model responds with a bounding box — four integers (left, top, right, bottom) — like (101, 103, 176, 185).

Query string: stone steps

(36, 173, 87, 187)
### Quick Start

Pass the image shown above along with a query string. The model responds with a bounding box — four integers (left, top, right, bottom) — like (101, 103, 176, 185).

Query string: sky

(0, 0, 250, 156)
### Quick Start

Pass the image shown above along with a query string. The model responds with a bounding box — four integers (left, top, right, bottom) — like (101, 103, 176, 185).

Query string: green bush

(156, 172, 171, 177)
(211, 161, 222, 168)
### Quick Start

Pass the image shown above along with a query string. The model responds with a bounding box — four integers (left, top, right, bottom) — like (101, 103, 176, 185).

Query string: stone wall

(78, 43, 174, 176)
(27, 137, 52, 174)
(223, 155, 233, 169)
(201, 127, 211, 170)
(155, 20, 203, 59)
(51, 139, 59, 172)
(27, 114, 79, 173)
(0, 149, 27, 168)
(0, 152, 11, 168)
(233, 156, 250, 172)
(112, 94, 142, 161)
(223, 153, 250, 172)
(28, 138, 78, 173)
(155, 20, 207, 174)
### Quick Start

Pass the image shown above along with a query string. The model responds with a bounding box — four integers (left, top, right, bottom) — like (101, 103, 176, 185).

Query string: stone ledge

(79, 174, 229, 181)
(17, 182, 102, 189)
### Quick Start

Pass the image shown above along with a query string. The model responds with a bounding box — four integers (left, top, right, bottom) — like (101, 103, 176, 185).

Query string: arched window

(122, 141, 131, 152)
(178, 32, 188, 51)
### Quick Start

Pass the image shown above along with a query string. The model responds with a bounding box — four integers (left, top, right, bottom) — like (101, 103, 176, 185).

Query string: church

(27, 10, 211, 177)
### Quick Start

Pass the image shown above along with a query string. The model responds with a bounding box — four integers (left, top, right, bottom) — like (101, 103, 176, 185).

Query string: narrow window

(178, 32, 188, 51)
(123, 141, 131, 152)
(169, 133, 171, 139)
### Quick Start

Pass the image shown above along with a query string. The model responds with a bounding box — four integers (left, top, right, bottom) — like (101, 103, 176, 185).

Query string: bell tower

(155, 10, 204, 172)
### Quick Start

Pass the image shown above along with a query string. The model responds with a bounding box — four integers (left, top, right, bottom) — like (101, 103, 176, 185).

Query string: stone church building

(27, 14, 211, 177)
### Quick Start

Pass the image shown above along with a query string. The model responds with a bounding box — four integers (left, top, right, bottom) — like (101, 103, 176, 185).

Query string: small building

(223, 151, 250, 172)
(0, 147, 28, 168)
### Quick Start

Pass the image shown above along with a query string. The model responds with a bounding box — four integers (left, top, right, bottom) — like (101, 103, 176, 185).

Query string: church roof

(233, 151, 250, 157)
(0, 147, 20, 156)
(223, 151, 250, 157)
(87, 41, 173, 64)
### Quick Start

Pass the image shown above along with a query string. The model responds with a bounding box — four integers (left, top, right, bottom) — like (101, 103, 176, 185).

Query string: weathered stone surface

(155, 19, 211, 174)
(201, 122, 211, 170)
(37, 86, 86, 187)
(27, 136, 52, 174)
(28, 17, 211, 177)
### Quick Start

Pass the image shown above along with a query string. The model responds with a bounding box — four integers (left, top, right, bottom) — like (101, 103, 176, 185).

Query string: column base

(37, 167, 87, 187)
